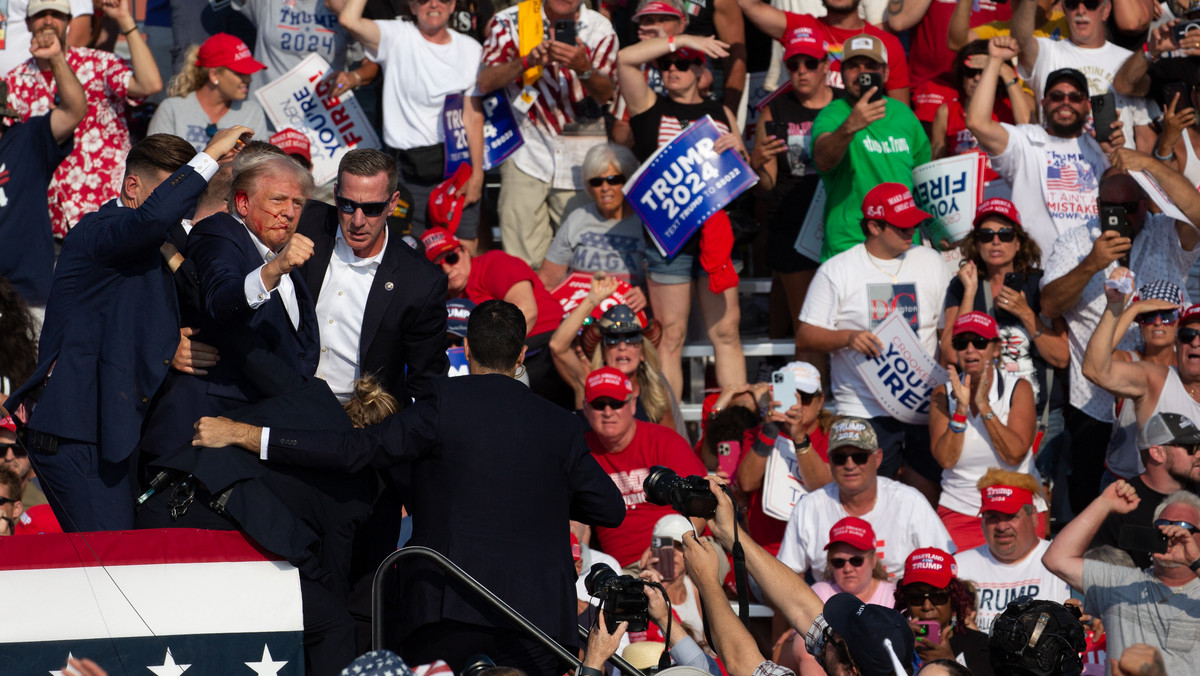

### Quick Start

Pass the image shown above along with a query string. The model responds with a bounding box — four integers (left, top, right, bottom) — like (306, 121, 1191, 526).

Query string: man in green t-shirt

(812, 33, 931, 261)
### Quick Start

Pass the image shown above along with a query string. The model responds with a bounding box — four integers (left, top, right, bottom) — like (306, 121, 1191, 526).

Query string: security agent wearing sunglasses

(1044, 454, 1200, 676)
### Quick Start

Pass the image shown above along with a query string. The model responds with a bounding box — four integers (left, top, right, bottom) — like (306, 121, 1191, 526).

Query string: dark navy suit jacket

(5, 165, 209, 462)
(264, 373, 626, 645)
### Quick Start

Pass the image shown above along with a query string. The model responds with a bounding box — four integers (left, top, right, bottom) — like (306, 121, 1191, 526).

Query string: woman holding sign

(929, 311, 1041, 550)
(617, 32, 748, 397)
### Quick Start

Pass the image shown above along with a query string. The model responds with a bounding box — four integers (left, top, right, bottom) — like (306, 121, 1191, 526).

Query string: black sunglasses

(656, 56, 703, 72)
(588, 174, 627, 187)
(1155, 518, 1200, 532)
(1136, 309, 1179, 325)
(336, 194, 392, 217)
(1063, 0, 1103, 9)
(439, 250, 462, 266)
(829, 555, 866, 569)
(973, 228, 1016, 244)
(1177, 327, 1200, 343)
(1047, 90, 1088, 103)
(830, 450, 872, 466)
(603, 333, 643, 347)
(785, 56, 823, 72)
(952, 335, 992, 351)
(0, 496, 17, 507)
(904, 589, 951, 606)
(588, 397, 630, 411)
(797, 390, 818, 406)
(0, 443, 26, 458)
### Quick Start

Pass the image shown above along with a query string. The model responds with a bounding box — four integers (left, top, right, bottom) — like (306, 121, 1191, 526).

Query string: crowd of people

(3, 0, 1200, 674)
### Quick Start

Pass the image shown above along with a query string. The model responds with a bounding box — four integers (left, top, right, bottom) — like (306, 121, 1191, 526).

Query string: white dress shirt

(314, 229, 388, 402)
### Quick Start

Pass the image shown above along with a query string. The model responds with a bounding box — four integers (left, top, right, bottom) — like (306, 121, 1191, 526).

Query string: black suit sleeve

(81, 164, 208, 267)
(566, 429, 626, 527)
(189, 220, 258, 324)
(402, 271, 450, 402)
(266, 396, 439, 473)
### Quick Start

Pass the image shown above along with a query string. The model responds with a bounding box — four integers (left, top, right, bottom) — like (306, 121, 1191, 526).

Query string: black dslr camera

(643, 466, 718, 519)
(584, 564, 650, 633)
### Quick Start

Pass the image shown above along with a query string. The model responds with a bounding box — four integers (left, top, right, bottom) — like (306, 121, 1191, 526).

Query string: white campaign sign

(855, 313, 948, 424)
(255, 54, 381, 185)
(911, 153, 986, 251)
(1129, 169, 1194, 225)
(762, 437, 811, 522)
(793, 182, 825, 261)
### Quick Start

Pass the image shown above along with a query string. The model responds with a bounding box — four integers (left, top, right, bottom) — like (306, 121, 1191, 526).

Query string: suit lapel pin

(385, 282, 395, 291)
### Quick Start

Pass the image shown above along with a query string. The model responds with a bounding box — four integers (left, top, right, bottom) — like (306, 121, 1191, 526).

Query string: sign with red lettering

(549, 272, 648, 326)
(255, 54, 381, 186)
(855, 312, 948, 424)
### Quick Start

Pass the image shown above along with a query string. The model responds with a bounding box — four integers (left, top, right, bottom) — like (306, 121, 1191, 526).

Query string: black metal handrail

(372, 546, 646, 676)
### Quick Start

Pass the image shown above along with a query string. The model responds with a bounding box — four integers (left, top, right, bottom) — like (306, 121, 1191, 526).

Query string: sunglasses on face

(0, 496, 17, 507)
(797, 390, 818, 406)
(1155, 518, 1200, 532)
(830, 450, 873, 466)
(963, 67, 983, 79)
(1177, 327, 1200, 343)
(336, 195, 392, 217)
(952, 335, 992, 351)
(656, 56, 703, 72)
(904, 589, 951, 606)
(785, 56, 823, 72)
(588, 174, 627, 187)
(973, 228, 1016, 244)
(1, 443, 26, 458)
(1062, 0, 1103, 9)
(829, 555, 867, 569)
(1046, 90, 1088, 104)
(603, 333, 643, 347)
(1136, 309, 1179, 325)
(588, 397, 630, 411)
(439, 250, 462, 266)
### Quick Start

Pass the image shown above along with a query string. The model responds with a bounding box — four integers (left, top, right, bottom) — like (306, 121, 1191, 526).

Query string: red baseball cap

(633, 0, 685, 21)
(1180, 304, 1200, 326)
(861, 183, 930, 229)
(197, 33, 266, 75)
(585, 366, 633, 403)
(269, 128, 311, 163)
(823, 516, 876, 552)
(782, 28, 827, 61)
(979, 484, 1034, 515)
(420, 226, 462, 262)
(903, 548, 958, 588)
(429, 163, 472, 233)
(952, 311, 998, 341)
(974, 197, 1023, 228)
(0, 416, 15, 433)
(674, 47, 707, 64)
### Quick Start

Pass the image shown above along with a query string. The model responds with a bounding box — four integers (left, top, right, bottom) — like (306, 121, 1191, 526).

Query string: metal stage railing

(372, 546, 647, 676)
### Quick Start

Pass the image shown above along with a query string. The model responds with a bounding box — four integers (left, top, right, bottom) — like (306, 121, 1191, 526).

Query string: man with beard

(966, 36, 1118, 263)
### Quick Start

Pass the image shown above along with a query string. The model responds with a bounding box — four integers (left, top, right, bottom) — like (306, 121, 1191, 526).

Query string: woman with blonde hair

(148, 34, 269, 152)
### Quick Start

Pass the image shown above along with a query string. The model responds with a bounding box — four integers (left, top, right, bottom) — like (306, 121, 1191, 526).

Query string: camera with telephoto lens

(584, 563, 650, 633)
(643, 465, 718, 519)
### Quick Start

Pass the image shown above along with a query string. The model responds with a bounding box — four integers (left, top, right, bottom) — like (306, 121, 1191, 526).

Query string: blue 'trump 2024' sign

(624, 116, 757, 258)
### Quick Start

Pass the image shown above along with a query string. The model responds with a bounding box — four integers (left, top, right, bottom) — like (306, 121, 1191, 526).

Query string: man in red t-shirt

(583, 367, 708, 567)
(737, 0, 910, 104)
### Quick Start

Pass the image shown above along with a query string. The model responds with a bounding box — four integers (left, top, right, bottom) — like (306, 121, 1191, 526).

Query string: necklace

(865, 251, 903, 283)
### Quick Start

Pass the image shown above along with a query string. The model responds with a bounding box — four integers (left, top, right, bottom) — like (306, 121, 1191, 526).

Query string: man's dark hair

(124, 134, 196, 180)
(338, 148, 398, 193)
(0, 276, 37, 388)
(466, 300, 526, 371)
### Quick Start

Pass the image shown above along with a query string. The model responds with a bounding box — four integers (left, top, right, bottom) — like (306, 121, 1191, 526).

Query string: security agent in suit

(193, 300, 627, 676)
(2, 127, 252, 532)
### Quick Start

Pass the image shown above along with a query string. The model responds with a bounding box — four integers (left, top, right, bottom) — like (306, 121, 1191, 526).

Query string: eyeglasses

(1099, 200, 1141, 214)
(0, 496, 17, 507)
(336, 194, 392, 217)
(963, 67, 983, 79)
(439, 250, 462, 266)
(1154, 518, 1200, 532)
(602, 333, 643, 347)
(588, 174, 627, 187)
(1177, 327, 1200, 343)
(0, 443, 26, 458)
(829, 555, 866, 569)
(1046, 90, 1088, 104)
(1062, 0, 1103, 9)
(1136, 309, 1179, 325)
(588, 397, 630, 411)
(973, 228, 1016, 244)
(830, 450, 873, 466)
(656, 56, 703, 72)
(903, 589, 951, 606)
(1173, 444, 1200, 456)
(785, 56, 823, 72)
(952, 335, 992, 351)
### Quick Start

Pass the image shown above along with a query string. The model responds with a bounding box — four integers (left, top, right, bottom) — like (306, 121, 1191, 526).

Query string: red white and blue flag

(1046, 162, 1079, 192)
(0, 529, 304, 675)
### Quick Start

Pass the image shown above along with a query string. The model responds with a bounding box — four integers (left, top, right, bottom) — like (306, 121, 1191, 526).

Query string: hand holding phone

(554, 19, 577, 45)
(915, 620, 942, 645)
(717, 441, 740, 477)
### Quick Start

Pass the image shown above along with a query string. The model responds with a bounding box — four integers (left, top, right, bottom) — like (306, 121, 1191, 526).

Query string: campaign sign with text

(855, 312, 948, 424)
(481, 90, 524, 170)
(624, 116, 758, 258)
(442, 93, 472, 178)
(762, 437, 811, 521)
(911, 153, 985, 251)
(256, 54, 380, 186)
(550, 272, 649, 326)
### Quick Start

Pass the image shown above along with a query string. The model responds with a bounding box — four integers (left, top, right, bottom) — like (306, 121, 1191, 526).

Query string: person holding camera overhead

(582, 366, 708, 571)
(191, 300, 625, 676)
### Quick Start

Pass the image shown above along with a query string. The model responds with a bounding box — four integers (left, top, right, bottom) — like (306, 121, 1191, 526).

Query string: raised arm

(1110, 147, 1200, 230)
(713, 0, 747, 113)
(885, 0, 936, 33)
(812, 93, 886, 172)
(682, 532, 769, 676)
(338, 0, 380, 52)
(1043, 478, 1141, 591)
(549, 275, 620, 402)
(947, 0, 976, 52)
(736, 0, 787, 39)
(1081, 278, 1164, 400)
(35, 29, 85, 145)
(618, 35, 729, 117)
(1011, 0, 1039, 76)
(966, 37, 1016, 156)
(1110, 0, 1152, 34)
(103, 0, 163, 98)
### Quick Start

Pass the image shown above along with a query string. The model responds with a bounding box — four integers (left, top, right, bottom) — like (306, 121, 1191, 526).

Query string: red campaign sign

(550, 272, 649, 326)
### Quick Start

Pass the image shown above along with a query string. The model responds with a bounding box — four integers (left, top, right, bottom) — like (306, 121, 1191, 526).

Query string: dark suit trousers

(31, 440, 135, 532)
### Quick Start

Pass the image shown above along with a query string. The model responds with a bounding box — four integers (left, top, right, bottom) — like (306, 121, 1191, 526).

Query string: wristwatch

(579, 67, 596, 80)
(983, 411, 997, 422)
